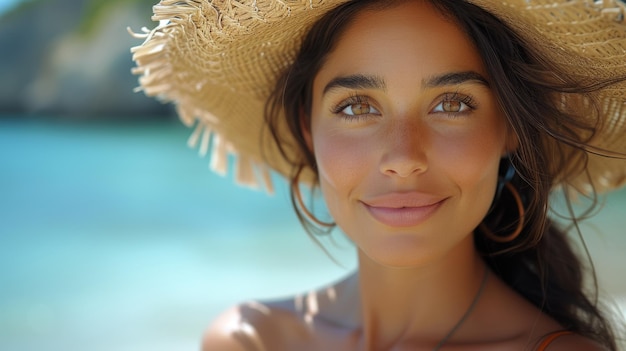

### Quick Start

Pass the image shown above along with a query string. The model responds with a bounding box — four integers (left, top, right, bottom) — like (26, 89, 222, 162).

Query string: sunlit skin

(204, 2, 602, 350)
(304, 0, 512, 348)
(309, 10, 507, 270)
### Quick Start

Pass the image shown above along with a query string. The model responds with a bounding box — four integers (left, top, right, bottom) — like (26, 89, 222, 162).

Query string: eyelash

(330, 92, 478, 121)
(434, 92, 478, 116)
(330, 94, 380, 121)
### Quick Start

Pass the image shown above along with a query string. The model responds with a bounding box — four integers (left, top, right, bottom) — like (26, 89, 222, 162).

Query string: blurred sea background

(0, 0, 624, 350)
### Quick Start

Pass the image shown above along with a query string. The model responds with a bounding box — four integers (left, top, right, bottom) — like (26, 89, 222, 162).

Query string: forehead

(313, 1, 488, 92)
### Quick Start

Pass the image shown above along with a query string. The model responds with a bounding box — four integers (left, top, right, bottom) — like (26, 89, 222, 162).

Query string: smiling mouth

(361, 197, 446, 227)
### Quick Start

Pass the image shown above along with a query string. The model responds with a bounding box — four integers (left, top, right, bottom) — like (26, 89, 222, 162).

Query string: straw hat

(131, 0, 626, 193)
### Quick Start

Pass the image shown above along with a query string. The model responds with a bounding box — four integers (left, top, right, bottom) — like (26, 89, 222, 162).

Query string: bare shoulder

(478, 274, 609, 351)
(201, 299, 307, 351)
(202, 305, 249, 351)
(535, 332, 606, 351)
(201, 274, 358, 351)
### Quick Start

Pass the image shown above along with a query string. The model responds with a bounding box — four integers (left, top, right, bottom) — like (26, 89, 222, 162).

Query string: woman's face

(307, 1, 513, 268)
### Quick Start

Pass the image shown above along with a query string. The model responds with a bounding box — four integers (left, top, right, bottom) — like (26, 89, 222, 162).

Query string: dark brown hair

(264, 0, 621, 349)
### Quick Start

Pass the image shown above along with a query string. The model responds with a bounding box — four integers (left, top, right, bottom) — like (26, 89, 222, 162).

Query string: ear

(502, 126, 519, 156)
(300, 106, 314, 152)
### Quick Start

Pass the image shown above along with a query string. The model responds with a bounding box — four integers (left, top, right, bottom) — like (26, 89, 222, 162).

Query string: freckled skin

(309, 3, 509, 268)
(203, 2, 600, 350)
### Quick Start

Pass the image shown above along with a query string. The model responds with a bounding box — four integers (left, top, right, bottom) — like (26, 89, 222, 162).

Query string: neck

(355, 236, 487, 350)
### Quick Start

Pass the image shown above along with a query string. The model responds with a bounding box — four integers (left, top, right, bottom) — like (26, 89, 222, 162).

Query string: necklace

(432, 268, 489, 351)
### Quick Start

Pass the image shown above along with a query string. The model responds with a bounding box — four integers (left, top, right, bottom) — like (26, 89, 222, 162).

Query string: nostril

(379, 121, 428, 177)
(381, 159, 427, 178)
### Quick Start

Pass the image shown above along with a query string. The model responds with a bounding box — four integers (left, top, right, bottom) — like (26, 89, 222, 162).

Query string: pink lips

(361, 192, 447, 227)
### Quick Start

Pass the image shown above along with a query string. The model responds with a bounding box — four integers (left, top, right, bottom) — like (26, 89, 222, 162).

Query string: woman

(131, 0, 626, 349)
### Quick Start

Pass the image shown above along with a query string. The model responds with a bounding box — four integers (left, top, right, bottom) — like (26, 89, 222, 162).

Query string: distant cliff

(0, 0, 171, 117)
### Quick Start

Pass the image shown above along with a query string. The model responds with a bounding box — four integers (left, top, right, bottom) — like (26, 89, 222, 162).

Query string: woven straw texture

(131, 0, 626, 193)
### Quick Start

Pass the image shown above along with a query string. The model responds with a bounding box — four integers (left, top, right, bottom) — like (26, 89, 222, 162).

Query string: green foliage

(79, 0, 158, 36)
(0, 0, 158, 37)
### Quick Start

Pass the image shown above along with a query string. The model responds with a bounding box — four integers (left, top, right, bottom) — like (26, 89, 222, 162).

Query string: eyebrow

(423, 71, 489, 88)
(323, 74, 387, 95)
(322, 70, 490, 96)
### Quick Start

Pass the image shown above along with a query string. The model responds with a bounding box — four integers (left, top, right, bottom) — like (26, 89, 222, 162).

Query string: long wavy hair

(264, 0, 622, 349)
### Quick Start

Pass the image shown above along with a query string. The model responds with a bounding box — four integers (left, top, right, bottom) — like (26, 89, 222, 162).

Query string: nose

(379, 119, 428, 178)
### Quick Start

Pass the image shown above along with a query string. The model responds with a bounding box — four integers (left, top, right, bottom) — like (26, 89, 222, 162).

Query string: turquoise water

(0, 118, 624, 351)
(0, 118, 356, 351)
(0, 0, 22, 16)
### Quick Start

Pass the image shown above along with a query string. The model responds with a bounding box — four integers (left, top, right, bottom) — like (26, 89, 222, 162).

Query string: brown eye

(342, 102, 380, 116)
(352, 103, 371, 115)
(442, 100, 462, 112)
(432, 93, 476, 115)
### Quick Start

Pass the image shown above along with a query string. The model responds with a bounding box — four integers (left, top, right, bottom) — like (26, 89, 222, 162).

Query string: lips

(361, 192, 447, 227)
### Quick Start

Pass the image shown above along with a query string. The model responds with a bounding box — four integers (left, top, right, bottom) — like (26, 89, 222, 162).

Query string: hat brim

(131, 0, 626, 193)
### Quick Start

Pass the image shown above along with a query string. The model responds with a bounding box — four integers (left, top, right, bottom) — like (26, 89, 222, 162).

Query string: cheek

(436, 115, 507, 169)
(434, 123, 506, 213)
(313, 131, 372, 192)
(441, 134, 502, 176)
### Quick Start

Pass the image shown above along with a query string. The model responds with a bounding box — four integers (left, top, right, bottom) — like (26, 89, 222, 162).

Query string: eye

(431, 93, 476, 114)
(341, 102, 380, 116)
(332, 95, 382, 120)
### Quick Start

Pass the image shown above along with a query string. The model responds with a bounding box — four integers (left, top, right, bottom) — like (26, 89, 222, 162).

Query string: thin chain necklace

(432, 268, 489, 351)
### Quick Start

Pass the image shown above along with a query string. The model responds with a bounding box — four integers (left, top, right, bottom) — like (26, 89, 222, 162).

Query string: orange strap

(536, 330, 574, 351)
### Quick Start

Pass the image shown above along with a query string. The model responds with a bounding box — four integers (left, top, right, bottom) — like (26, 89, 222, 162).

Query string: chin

(360, 238, 446, 269)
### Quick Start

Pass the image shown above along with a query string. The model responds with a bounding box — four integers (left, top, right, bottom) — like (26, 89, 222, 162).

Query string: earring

(495, 158, 516, 202)
(479, 181, 525, 243)
(480, 157, 525, 243)
(485, 157, 516, 215)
